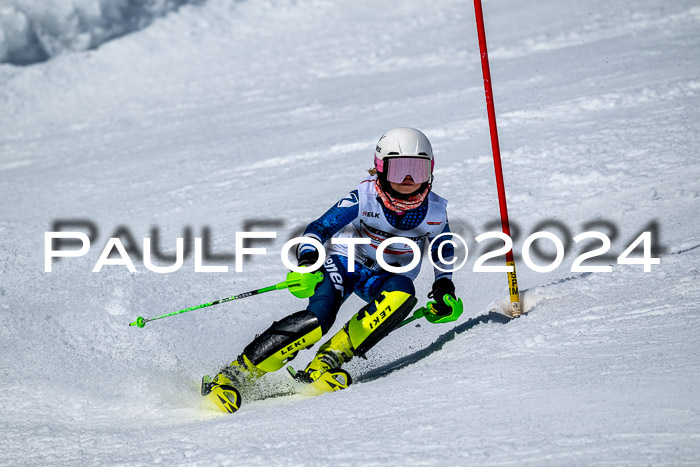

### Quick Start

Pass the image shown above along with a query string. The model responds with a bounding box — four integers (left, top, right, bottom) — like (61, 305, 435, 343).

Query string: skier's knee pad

(346, 290, 417, 357)
(380, 274, 416, 296)
(242, 310, 323, 373)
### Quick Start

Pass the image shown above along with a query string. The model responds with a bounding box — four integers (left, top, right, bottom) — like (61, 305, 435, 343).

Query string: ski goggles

(376, 155, 433, 184)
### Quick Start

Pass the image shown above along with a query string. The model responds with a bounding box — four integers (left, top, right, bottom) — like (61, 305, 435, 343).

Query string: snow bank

(0, 0, 201, 65)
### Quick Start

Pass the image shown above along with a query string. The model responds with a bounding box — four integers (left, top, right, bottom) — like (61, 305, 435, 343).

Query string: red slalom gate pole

(473, 0, 522, 317)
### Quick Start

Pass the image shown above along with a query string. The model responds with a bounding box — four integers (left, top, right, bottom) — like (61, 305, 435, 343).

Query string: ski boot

(202, 309, 324, 413)
(201, 359, 251, 413)
(289, 290, 417, 394)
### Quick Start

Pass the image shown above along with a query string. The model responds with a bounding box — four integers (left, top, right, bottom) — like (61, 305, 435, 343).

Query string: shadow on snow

(357, 310, 514, 384)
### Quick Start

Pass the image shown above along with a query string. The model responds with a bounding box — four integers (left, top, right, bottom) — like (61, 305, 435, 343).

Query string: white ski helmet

(374, 127, 434, 184)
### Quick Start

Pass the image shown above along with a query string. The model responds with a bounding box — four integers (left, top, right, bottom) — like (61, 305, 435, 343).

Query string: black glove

(297, 249, 320, 267)
(428, 277, 456, 316)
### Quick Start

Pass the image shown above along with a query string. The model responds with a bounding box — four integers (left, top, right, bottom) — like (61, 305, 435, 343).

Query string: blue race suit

(299, 177, 454, 332)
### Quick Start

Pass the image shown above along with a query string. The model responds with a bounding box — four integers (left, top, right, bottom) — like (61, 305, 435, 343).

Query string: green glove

(285, 269, 324, 299)
(425, 294, 464, 324)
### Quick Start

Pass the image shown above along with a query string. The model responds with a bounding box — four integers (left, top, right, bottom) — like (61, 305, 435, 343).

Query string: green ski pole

(129, 271, 323, 328)
(398, 306, 427, 328)
(398, 295, 464, 328)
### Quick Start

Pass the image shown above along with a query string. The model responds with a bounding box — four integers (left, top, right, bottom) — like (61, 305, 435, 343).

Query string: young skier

(202, 127, 463, 413)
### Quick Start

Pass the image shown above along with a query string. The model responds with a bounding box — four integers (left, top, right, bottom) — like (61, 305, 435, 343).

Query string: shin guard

(242, 310, 323, 373)
(348, 290, 417, 357)
(304, 291, 417, 379)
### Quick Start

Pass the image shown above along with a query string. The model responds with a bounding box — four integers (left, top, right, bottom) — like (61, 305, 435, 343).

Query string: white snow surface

(1, 0, 699, 465)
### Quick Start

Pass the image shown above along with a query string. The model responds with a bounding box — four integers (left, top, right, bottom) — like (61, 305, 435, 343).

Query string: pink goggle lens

(385, 157, 432, 184)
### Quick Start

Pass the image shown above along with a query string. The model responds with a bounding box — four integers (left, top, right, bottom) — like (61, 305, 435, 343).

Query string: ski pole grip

(286, 271, 324, 298)
(424, 296, 464, 324)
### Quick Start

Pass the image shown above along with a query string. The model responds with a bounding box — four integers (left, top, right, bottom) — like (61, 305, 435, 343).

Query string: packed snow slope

(1, 0, 699, 465)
